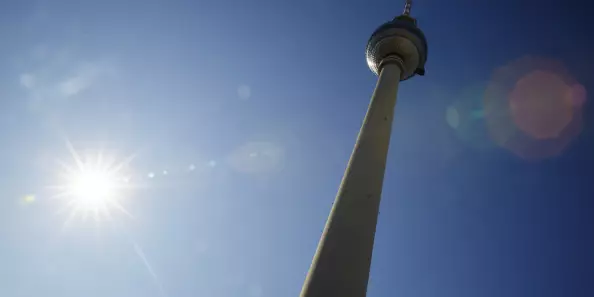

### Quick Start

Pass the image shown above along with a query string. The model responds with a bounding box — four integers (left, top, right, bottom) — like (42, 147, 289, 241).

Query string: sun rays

(49, 140, 136, 226)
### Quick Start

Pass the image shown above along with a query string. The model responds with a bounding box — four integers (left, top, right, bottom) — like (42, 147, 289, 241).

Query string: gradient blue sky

(1, 0, 593, 296)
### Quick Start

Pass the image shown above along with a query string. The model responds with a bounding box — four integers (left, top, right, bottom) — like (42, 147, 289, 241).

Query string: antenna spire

(403, 0, 412, 16)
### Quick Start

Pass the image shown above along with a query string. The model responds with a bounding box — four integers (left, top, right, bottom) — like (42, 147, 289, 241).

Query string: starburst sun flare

(50, 141, 136, 223)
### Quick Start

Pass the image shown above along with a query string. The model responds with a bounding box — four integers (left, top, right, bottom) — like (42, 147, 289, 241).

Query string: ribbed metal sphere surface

(366, 17, 428, 79)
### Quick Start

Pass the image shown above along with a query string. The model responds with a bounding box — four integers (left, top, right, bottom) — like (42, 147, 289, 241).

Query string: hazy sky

(1, 0, 593, 297)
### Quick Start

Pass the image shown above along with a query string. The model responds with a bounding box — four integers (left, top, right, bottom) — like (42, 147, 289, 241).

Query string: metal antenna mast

(403, 0, 412, 16)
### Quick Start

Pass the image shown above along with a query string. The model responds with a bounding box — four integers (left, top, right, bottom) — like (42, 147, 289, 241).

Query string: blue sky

(1, 0, 593, 296)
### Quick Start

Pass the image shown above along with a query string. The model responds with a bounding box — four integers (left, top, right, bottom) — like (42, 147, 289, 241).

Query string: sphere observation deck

(366, 15, 428, 80)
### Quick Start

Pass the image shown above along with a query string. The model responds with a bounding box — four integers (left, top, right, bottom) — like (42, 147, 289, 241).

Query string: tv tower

(299, 1, 428, 296)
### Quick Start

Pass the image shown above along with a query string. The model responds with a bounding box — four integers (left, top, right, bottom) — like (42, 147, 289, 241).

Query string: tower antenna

(403, 0, 412, 16)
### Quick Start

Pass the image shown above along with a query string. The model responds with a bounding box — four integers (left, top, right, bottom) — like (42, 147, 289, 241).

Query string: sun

(50, 141, 135, 223)
(67, 166, 118, 210)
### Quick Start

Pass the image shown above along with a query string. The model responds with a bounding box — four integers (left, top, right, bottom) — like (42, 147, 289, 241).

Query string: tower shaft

(300, 63, 402, 297)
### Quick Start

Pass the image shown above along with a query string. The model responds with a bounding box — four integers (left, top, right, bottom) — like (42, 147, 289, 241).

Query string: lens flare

(484, 56, 586, 159)
(445, 83, 493, 150)
(509, 70, 573, 140)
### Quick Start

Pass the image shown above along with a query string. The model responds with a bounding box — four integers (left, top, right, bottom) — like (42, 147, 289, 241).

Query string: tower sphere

(366, 16, 428, 80)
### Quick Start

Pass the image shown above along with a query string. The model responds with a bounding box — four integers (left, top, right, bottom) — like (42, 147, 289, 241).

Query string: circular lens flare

(509, 70, 573, 140)
(484, 56, 586, 159)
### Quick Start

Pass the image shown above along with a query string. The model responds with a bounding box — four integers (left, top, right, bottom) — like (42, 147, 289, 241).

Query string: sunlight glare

(68, 168, 117, 210)
(51, 141, 135, 223)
